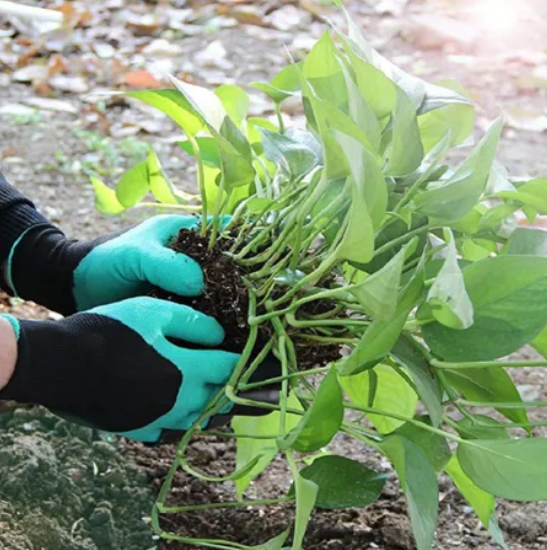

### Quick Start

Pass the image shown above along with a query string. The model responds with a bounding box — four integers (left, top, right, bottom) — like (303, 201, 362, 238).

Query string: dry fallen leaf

(124, 69, 163, 89)
(506, 107, 547, 133)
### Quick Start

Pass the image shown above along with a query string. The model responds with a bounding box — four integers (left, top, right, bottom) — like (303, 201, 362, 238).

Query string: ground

(1, 0, 547, 548)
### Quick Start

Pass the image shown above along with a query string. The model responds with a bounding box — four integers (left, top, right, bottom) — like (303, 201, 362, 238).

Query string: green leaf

(115, 161, 149, 207)
(503, 227, 547, 256)
(169, 75, 226, 131)
(384, 87, 424, 177)
(259, 128, 320, 182)
(232, 394, 303, 498)
(443, 367, 528, 427)
(423, 255, 547, 361)
(220, 116, 253, 161)
(213, 129, 256, 189)
(418, 80, 474, 152)
(293, 456, 388, 509)
(90, 177, 125, 215)
(126, 89, 203, 136)
(252, 63, 303, 105)
(340, 59, 381, 152)
(381, 435, 438, 550)
(251, 529, 291, 550)
(146, 150, 180, 204)
(349, 248, 405, 321)
(179, 137, 221, 168)
(426, 234, 474, 330)
(334, 182, 374, 265)
(458, 438, 547, 501)
(215, 84, 249, 127)
(415, 118, 503, 221)
(339, 35, 396, 119)
(456, 416, 510, 441)
(340, 364, 418, 434)
(332, 131, 388, 230)
(339, 258, 425, 375)
(292, 472, 318, 550)
(304, 32, 347, 110)
(391, 335, 443, 427)
(445, 455, 495, 526)
(395, 417, 451, 472)
(280, 369, 343, 453)
(532, 325, 547, 358)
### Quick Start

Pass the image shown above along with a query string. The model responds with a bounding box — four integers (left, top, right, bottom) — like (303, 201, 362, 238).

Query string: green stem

(208, 176, 227, 250)
(270, 252, 339, 308)
(345, 402, 463, 444)
(432, 359, 547, 370)
(239, 366, 332, 391)
(459, 399, 547, 409)
(136, 202, 202, 212)
(373, 224, 435, 258)
(189, 135, 208, 236)
(275, 103, 285, 133)
(159, 497, 290, 515)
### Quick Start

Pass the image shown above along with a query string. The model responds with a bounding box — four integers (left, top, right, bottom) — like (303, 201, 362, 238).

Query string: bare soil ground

(2, 1, 547, 548)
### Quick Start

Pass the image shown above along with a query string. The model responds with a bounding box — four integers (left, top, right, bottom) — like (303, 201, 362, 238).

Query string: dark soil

(151, 228, 343, 370)
(152, 228, 251, 355)
(0, 405, 155, 550)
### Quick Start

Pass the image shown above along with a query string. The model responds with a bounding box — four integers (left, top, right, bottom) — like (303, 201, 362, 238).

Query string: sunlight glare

(473, 0, 520, 34)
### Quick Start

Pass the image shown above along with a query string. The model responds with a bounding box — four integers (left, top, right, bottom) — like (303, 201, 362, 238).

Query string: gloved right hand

(0, 297, 240, 443)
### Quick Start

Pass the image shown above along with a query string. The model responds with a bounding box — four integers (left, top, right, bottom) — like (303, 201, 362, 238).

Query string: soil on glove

(151, 227, 342, 370)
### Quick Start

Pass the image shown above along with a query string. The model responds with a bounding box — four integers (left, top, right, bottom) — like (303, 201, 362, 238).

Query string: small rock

(404, 14, 479, 52)
(195, 40, 229, 68)
(12, 65, 48, 83)
(143, 38, 183, 58)
(93, 42, 115, 59)
(49, 75, 89, 94)
(267, 5, 305, 32)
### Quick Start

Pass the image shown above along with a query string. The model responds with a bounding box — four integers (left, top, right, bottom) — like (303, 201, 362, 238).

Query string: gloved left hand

(0, 297, 240, 443)
(4, 214, 204, 316)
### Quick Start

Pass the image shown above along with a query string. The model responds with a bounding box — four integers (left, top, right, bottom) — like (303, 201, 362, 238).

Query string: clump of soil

(152, 228, 343, 369)
(0, 406, 155, 550)
(153, 228, 251, 354)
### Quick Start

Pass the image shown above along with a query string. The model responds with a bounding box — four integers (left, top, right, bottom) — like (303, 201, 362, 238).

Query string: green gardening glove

(0, 297, 240, 443)
(5, 215, 204, 315)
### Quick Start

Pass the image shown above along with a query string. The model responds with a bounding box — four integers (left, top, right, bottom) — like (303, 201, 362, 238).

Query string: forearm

(0, 316, 17, 391)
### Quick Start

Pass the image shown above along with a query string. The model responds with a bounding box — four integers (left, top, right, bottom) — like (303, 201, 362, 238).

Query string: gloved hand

(0, 297, 240, 443)
(3, 214, 203, 316)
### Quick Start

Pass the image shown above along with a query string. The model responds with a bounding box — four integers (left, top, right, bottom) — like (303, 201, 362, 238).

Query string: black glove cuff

(5, 225, 94, 316)
(0, 315, 181, 433)
(0, 171, 50, 265)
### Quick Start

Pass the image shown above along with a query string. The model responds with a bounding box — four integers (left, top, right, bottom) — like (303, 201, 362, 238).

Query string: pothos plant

(90, 6, 547, 550)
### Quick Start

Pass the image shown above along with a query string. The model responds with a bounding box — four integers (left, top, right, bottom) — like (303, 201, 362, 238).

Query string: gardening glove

(0, 297, 240, 443)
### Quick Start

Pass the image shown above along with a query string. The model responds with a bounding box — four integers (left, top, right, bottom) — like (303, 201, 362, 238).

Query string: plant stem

(189, 136, 208, 236)
(459, 399, 547, 409)
(136, 202, 202, 212)
(208, 175, 227, 250)
(275, 104, 285, 133)
(159, 497, 291, 515)
(345, 402, 464, 444)
(239, 366, 332, 391)
(432, 359, 547, 370)
(373, 224, 435, 258)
